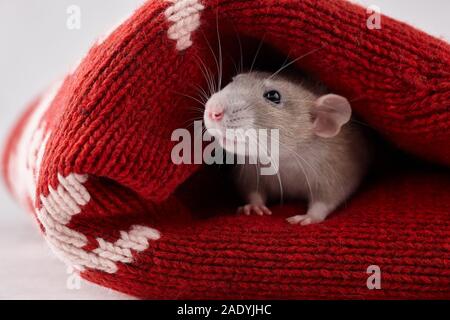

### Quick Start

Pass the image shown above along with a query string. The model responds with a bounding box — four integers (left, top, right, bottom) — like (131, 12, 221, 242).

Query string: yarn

(1, 0, 449, 299)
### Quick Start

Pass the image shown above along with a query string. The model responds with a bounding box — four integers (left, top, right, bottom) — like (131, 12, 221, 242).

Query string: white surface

(0, 215, 132, 300)
(0, 0, 449, 300)
(0, 0, 144, 300)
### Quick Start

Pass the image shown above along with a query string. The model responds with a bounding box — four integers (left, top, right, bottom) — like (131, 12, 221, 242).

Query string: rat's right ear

(312, 94, 352, 138)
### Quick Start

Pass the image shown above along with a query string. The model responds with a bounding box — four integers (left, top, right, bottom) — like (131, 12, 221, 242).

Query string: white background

(0, 0, 449, 299)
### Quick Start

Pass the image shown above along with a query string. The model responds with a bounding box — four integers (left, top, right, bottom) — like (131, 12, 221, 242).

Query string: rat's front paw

(237, 204, 272, 216)
(286, 214, 324, 226)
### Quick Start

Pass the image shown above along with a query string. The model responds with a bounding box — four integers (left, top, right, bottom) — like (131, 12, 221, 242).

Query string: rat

(203, 71, 372, 225)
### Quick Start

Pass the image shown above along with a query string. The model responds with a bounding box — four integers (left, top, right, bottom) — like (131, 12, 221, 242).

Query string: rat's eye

(263, 90, 281, 104)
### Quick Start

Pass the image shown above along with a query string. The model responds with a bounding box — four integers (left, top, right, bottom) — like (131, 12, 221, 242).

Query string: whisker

(268, 44, 328, 80)
(266, 132, 317, 201)
(173, 90, 207, 106)
(250, 32, 266, 73)
(199, 30, 220, 95)
(236, 28, 244, 74)
(215, 5, 223, 91)
(194, 53, 216, 97)
(248, 130, 284, 204)
(182, 116, 204, 130)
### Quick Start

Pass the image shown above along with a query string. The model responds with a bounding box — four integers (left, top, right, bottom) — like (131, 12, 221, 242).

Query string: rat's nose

(208, 109, 224, 121)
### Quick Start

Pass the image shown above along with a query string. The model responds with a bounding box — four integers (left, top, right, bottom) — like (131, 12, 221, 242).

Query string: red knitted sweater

(2, 0, 449, 299)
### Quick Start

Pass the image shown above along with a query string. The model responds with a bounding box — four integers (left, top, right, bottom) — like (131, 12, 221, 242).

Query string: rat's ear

(312, 94, 352, 138)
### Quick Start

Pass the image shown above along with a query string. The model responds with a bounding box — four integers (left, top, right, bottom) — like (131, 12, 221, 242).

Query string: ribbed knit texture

(2, 0, 449, 299)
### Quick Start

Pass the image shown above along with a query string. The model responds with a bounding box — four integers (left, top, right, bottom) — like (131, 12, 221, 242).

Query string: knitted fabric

(2, 0, 449, 299)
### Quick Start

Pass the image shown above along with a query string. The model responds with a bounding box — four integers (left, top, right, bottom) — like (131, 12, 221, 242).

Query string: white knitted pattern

(94, 226, 161, 264)
(6, 0, 201, 277)
(38, 173, 162, 274)
(11, 84, 162, 274)
(165, 0, 205, 51)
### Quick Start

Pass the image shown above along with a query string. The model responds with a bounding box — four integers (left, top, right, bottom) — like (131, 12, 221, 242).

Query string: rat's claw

(237, 204, 272, 216)
(261, 206, 272, 215)
(286, 214, 324, 225)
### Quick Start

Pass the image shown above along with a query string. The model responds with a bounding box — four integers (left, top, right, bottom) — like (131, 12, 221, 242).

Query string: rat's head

(204, 71, 351, 156)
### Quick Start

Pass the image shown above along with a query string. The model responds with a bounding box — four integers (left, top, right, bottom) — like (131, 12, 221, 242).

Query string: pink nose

(209, 110, 224, 121)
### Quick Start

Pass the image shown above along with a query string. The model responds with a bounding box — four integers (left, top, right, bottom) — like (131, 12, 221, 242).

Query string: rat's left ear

(312, 94, 352, 138)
